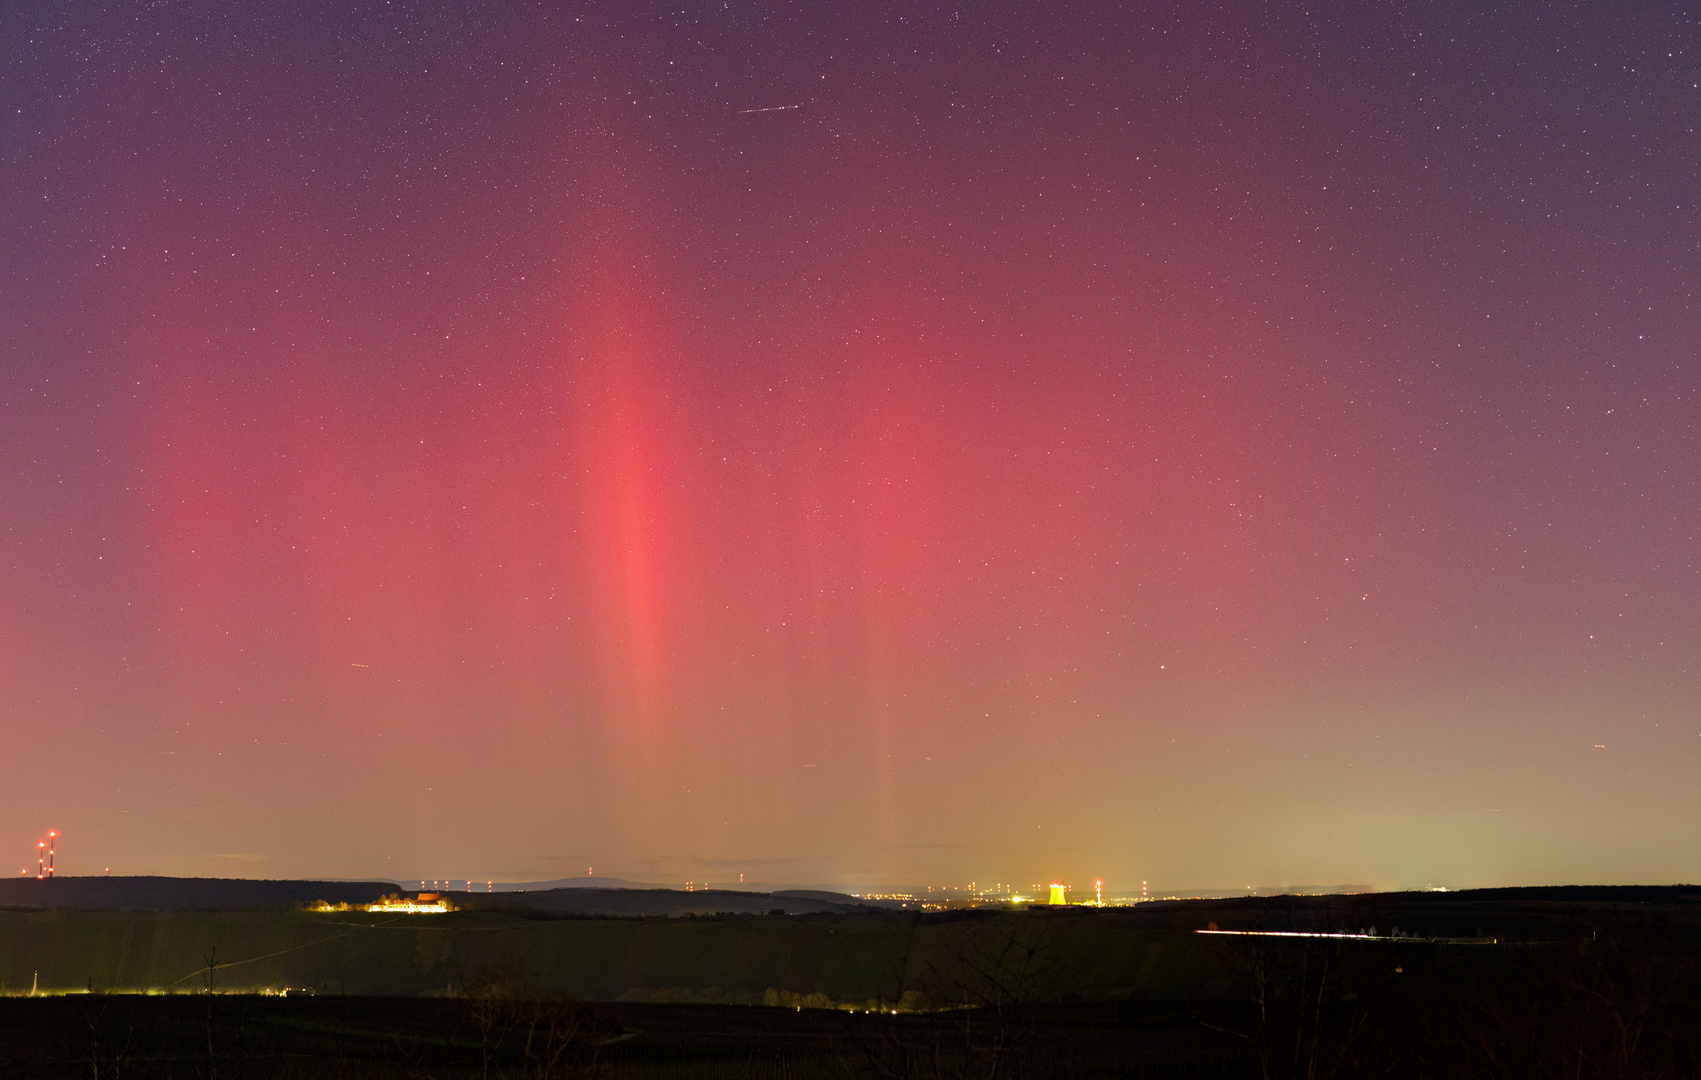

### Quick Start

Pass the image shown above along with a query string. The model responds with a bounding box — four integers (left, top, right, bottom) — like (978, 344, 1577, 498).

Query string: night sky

(3, 1, 1699, 892)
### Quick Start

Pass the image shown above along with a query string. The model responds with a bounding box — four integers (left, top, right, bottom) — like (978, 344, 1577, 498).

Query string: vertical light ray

(553, 163, 682, 834)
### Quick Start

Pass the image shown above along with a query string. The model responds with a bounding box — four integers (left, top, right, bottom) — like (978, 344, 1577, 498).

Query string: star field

(2, 1, 1699, 890)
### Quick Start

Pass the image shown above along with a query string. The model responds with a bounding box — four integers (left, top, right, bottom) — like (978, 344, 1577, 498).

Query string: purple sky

(3, 1, 1699, 891)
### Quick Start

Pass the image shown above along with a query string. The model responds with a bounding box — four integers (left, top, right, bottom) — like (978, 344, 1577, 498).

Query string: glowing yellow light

(362, 892, 455, 914)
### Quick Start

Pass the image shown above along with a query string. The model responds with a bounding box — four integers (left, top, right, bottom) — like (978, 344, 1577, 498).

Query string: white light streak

(1197, 930, 1393, 940)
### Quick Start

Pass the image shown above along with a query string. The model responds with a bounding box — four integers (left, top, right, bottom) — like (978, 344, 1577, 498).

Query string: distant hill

(0, 876, 898, 916)
(4, 884, 1701, 1002)
(489, 877, 883, 895)
(492, 876, 662, 892)
(461, 886, 901, 917)
(0, 876, 399, 911)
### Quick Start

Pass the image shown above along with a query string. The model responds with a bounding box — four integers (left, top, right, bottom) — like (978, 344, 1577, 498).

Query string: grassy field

(0, 995, 1259, 1079)
(9, 886, 1701, 1002)
(0, 906, 1237, 1003)
(6, 891, 1701, 1076)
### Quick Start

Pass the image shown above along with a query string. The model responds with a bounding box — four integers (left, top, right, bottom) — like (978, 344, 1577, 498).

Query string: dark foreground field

(0, 996, 1253, 1079)
(5, 930, 1701, 1080)
(4, 886, 1701, 1076)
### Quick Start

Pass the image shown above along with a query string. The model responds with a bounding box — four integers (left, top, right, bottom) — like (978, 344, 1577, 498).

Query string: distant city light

(362, 892, 453, 914)
(1198, 929, 1400, 941)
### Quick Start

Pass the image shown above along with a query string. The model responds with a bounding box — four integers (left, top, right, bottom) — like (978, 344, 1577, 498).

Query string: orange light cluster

(27, 830, 58, 879)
